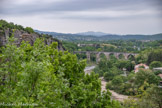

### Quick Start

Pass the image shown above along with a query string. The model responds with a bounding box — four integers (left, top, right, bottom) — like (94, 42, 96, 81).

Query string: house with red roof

(134, 63, 149, 73)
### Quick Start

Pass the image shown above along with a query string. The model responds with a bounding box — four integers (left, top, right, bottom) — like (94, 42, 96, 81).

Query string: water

(84, 66, 96, 74)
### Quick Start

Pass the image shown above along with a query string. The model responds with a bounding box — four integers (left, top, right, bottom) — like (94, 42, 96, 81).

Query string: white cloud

(60, 9, 160, 19)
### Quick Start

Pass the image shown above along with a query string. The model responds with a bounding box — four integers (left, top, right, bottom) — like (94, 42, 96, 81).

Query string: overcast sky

(0, 0, 162, 34)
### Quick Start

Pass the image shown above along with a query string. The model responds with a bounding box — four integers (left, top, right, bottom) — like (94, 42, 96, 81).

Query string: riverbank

(100, 77, 128, 102)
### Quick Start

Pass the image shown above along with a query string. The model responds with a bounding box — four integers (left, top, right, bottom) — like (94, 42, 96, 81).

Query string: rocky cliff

(0, 28, 65, 50)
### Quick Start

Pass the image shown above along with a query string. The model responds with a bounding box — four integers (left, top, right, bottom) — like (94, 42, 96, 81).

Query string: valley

(0, 19, 161, 108)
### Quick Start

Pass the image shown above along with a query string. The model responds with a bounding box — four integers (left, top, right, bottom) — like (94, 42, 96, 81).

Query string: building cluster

(134, 64, 162, 88)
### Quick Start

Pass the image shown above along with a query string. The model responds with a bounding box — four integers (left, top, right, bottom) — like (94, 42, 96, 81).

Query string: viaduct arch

(74, 51, 137, 63)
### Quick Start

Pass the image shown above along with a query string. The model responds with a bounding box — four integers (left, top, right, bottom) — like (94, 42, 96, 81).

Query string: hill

(35, 30, 162, 41)
(0, 20, 65, 50)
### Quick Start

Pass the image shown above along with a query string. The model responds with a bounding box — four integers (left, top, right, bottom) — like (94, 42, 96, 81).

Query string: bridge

(74, 51, 138, 63)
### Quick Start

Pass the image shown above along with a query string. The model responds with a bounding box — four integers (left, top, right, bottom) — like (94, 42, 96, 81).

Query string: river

(84, 66, 96, 75)
(84, 65, 128, 102)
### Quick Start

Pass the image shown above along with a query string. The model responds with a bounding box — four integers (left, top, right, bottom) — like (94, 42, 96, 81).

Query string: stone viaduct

(74, 51, 137, 63)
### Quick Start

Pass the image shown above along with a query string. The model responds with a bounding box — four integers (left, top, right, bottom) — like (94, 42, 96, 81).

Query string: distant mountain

(35, 30, 162, 41)
(76, 31, 109, 36)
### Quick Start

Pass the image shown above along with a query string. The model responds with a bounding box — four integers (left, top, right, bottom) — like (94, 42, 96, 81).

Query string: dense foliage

(136, 49, 162, 65)
(63, 40, 162, 55)
(147, 49, 162, 64)
(0, 20, 34, 34)
(0, 19, 162, 108)
(93, 48, 162, 108)
(123, 85, 162, 108)
(94, 57, 134, 78)
(93, 55, 160, 96)
(0, 37, 122, 107)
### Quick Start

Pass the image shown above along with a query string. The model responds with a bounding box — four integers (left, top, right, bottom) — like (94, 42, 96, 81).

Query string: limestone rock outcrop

(0, 29, 65, 50)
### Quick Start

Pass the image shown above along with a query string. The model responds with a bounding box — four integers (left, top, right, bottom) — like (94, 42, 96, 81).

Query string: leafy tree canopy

(0, 37, 122, 107)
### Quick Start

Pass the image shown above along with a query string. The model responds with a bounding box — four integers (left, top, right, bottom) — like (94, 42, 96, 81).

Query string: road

(100, 77, 128, 102)
(84, 66, 129, 102)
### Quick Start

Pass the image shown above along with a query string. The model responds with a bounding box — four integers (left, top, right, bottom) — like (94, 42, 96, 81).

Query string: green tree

(149, 61, 162, 69)
(0, 37, 122, 107)
(125, 61, 135, 72)
(147, 49, 162, 64)
(135, 69, 160, 87)
(123, 85, 162, 108)
(112, 76, 123, 86)
(25, 27, 34, 33)
(99, 53, 107, 60)
(115, 60, 128, 70)
(138, 85, 162, 108)
(104, 66, 121, 81)
(97, 48, 102, 52)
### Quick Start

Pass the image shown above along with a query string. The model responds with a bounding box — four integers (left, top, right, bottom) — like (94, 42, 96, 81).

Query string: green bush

(25, 27, 34, 33)
(112, 76, 124, 86)
(149, 61, 162, 69)
(135, 69, 160, 87)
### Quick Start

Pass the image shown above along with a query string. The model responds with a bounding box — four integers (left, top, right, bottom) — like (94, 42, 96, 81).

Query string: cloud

(0, 0, 161, 34)
(1, 0, 161, 15)
(0, 0, 5, 13)
(0, 0, 161, 21)
(58, 9, 161, 20)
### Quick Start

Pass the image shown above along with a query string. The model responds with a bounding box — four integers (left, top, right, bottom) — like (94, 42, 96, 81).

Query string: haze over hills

(76, 31, 110, 36)
(35, 30, 114, 37)
(35, 30, 162, 41)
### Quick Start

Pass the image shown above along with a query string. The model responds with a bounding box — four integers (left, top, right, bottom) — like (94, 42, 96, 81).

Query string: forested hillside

(0, 20, 122, 107)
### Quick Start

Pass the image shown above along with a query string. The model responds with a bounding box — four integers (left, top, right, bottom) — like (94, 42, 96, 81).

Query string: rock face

(0, 29, 65, 50)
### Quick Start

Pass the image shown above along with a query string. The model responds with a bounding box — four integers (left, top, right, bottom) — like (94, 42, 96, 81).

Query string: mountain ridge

(35, 30, 162, 41)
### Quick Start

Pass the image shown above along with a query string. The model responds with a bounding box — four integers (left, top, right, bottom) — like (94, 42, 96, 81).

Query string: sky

(0, 0, 162, 34)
